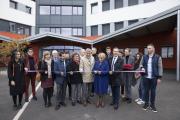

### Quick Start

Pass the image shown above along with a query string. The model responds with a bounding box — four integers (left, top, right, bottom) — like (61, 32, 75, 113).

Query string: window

(102, 24, 110, 35)
(50, 28, 56, 33)
(26, 6, 31, 14)
(128, 0, 139, 6)
(115, 22, 124, 31)
(128, 19, 139, 25)
(17, 27, 24, 34)
(73, 28, 78, 36)
(42, 46, 82, 55)
(50, 6, 61, 15)
(102, 0, 110, 11)
(72, 28, 83, 36)
(161, 47, 174, 58)
(39, 28, 50, 33)
(40, 6, 50, 15)
(91, 25, 98, 36)
(115, 0, 123, 9)
(91, 3, 98, 14)
(78, 28, 83, 36)
(73, 6, 83, 15)
(10, 0, 17, 9)
(61, 28, 72, 35)
(144, 0, 155, 3)
(56, 6, 61, 14)
(144, 48, 148, 54)
(9, 22, 16, 33)
(51, 6, 56, 14)
(130, 48, 139, 55)
(56, 28, 61, 34)
(25, 28, 30, 35)
(62, 6, 72, 15)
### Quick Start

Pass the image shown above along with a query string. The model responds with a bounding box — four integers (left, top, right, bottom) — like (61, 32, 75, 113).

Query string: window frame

(26, 6, 32, 14)
(61, 6, 73, 15)
(161, 46, 174, 58)
(40, 6, 51, 15)
(91, 3, 98, 14)
(10, 0, 17, 9)
(102, 0, 110, 12)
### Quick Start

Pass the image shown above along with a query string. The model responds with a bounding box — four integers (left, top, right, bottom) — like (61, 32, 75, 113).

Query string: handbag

(36, 72, 41, 82)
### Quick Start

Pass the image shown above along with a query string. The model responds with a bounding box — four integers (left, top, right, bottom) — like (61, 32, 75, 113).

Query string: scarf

(45, 59, 52, 78)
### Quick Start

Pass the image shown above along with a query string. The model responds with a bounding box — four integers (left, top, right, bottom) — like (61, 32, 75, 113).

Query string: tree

(0, 39, 30, 66)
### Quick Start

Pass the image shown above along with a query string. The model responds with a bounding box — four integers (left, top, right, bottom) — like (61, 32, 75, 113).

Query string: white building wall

(0, 0, 36, 27)
(86, 0, 180, 36)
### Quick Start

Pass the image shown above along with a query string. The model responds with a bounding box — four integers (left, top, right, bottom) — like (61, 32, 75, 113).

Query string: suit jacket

(54, 59, 66, 84)
(122, 55, 135, 85)
(123, 55, 135, 70)
(79, 56, 95, 83)
(109, 56, 123, 86)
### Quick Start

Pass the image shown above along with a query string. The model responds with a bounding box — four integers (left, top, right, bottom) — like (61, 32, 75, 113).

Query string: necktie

(64, 60, 66, 76)
(111, 57, 116, 71)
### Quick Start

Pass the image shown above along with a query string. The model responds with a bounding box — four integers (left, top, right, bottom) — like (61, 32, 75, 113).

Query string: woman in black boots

(8, 50, 25, 110)
(38, 51, 54, 108)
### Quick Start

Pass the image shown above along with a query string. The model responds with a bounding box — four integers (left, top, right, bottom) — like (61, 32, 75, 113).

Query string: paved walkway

(0, 69, 180, 120)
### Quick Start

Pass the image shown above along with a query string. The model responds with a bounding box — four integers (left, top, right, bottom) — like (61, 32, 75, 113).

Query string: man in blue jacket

(54, 52, 67, 110)
(140, 44, 163, 113)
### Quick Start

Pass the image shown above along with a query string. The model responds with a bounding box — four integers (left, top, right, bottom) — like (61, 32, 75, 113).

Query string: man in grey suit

(123, 48, 135, 103)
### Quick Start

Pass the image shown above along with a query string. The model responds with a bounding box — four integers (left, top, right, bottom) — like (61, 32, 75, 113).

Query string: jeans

(82, 83, 92, 102)
(71, 84, 82, 102)
(55, 83, 66, 105)
(143, 77, 157, 106)
(138, 77, 145, 101)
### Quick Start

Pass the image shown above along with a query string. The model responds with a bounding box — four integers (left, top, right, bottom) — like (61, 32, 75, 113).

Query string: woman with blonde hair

(38, 51, 54, 107)
(93, 53, 109, 108)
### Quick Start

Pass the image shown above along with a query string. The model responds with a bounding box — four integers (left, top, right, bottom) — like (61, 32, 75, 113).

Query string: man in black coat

(109, 47, 123, 110)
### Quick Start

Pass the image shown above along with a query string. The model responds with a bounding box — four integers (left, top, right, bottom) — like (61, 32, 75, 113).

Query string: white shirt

(147, 55, 153, 79)
(111, 56, 118, 71)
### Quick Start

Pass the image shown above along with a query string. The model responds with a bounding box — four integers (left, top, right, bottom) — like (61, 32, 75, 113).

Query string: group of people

(7, 43, 163, 113)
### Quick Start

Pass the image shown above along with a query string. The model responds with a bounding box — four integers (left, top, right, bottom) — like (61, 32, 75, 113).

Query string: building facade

(36, 0, 86, 36)
(86, 0, 180, 36)
(0, 0, 36, 36)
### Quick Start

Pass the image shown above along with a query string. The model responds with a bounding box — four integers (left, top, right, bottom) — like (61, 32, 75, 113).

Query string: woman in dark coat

(38, 51, 54, 108)
(134, 52, 145, 105)
(8, 50, 25, 109)
(67, 53, 82, 106)
(93, 53, 109, 108)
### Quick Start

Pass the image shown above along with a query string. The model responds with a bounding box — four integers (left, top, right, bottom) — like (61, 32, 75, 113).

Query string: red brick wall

(94, 31, 177, 69)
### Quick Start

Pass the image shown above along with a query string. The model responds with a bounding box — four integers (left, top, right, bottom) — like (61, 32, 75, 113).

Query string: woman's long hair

(135, 52, 143, 65)
(10, 49, 21, 62)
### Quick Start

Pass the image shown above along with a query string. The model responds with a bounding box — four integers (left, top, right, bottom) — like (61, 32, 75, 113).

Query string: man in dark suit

(109, 47, 123, 110)
(106, 46, 112, 59)
(105, 47, 113, 96)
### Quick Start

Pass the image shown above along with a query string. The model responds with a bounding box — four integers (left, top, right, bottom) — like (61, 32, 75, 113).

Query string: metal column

(177, 10, 180, 81)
